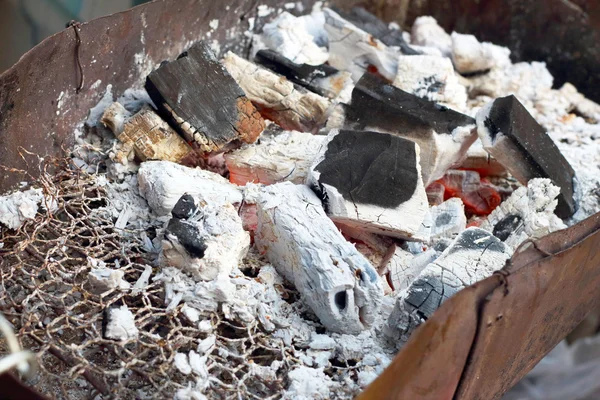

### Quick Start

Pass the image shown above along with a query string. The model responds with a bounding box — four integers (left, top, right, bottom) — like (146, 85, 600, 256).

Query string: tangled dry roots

(0, 159, 295, 399)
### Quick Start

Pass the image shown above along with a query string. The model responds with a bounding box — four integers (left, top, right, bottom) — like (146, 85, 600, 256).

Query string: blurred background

(0, 0, 150, 72)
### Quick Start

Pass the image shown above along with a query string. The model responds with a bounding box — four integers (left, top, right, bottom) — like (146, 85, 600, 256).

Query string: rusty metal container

(0, 1, 599, 399)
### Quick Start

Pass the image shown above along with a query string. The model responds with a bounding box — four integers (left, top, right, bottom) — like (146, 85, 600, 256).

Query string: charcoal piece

(477, 95, 576, 218)
(336, 73, 477, 186)
(171, 194, 198, 220)
(166, 219, 207, 259)
(308, 129, 429, 240)
(255, 50, 352, 99)
(331, 6, 418, 55)
(254, 183, 383, 334)
(385, 227, 511, 348)
(145, 42, 264, 153)
(492, 214, 523, 241)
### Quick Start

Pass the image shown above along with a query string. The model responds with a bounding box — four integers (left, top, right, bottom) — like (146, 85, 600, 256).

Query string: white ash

(386, 246, 438, 294)
(298, 9, 328, 47)
(103, 305, 139, 341)
(450, 32, 511, 74)
(161, 201, 250, 281)
(86, 84, 114, 127)
(137, 161, 242, 216)
(222, 52, 331, 132)
(88, 267, 130, 293)
(479, 178, 566, 249)
(255, 182, 384, 334)
(224, 130, 324, 185)
(323, 8, 398, 81)
(410, 16, 452, 57)
(385, 228, 511, 347)
(425, 197, 467, 241)
(393, 54, 468, 111)
(258, 12, 328, 65)
(132, 265, 153, 295)
(0, 188, 43, 230)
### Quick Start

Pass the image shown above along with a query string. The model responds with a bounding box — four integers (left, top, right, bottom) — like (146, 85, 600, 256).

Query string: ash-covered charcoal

(103, 305, 139, 341)
(254, 182, 383, 334)
(335, 221, 396, 274)
(308, 129, 429, 240)
(477, 95, 576, 218)
(331, 6, 418, 54)
(88, 267, 130, 293)
(480, 178, 566, 249)
(426, 197, 467, 240)
(459, 138, 507, 177)
(410, 16, 453, 57)
(386, 247, 439, 293)
(426, 182, 445, 206)
(137, 161, 242, 216)
(255, 49, 353, 100)
(323, 8, 399, 81)
(255, 11, 329, 66)
(161, 195, 250, 281)
(224, 130, 325, 185)
(393, 54, 468, 110)
(145, 42, 264, 153)
(223, 52, 331, 132)
(436, 170, 502, 215)
(101, 102, 200, 166)
(385, 227, 511, 347)
(0, 188, 44, 230)
(450, 32, 511, 75)
(333, 73, 477, 186)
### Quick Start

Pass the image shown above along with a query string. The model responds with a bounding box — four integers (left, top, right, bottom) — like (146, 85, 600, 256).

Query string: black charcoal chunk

(477, 95, 576, 218)
(145, 41, 264, 153)
(171, 194, 197, 220)
(492, 214, 523, 241)
(332, 7, 418, 55)
(166, 218, 207, 259)
(405, 276, 455, 319)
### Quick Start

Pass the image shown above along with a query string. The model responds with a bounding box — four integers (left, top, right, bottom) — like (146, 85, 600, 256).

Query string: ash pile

(1, 4, 599, 400)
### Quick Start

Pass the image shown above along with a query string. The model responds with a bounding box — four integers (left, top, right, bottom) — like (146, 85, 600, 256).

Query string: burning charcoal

(426, 182, 445, 206)
(255, 50, 353, 99)
(161, 195, 250, 281)
(308, 129, 429, 240)
(476, 95, 576, 218)
(410, 16, 452, 57)
(426, 198, 467, 240)
(393, 55, 467, 110)
(437, 170, 501, 215)
(224, 130, 325, 185)
(385, 227, 511, 347)
(333, 73, 477, 186)
(223, 52, 331, 132)
(145, 42, 264, 153)
(480, 178, 566, 249)
(101, 103, 200, 166)
(451, 32, 511, 75)
(257, 12, 328, 66)
(331, 7, 417, 54)
(387, 247, 439, 293)
(323, 8, 399, 81)
(459, 138, 507, 177)
(137, 161, 242, 216)
(255, 182, 383, 334)
(88, 268, 130, 293)
(103, 305, 139, 341)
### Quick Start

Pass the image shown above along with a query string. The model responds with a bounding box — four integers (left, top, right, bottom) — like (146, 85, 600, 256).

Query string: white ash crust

(385, 227, 511, 347)
(259, 12, 329, 65)
(393, 54, 468, 111)
(450, 32, 511, 74)
(386, 247, 438, 294)
(104, 305, 139, 341)
(161, 203, 250, 281)
(410, 16, 452, 57)
(255, 182, 384, 334)
(0, 188, 44, 230)
(137, 161, 242, 216)
(224, 130, 324, 185)
(222, 52, 331, 132)
(479, 178, 566, 249)
(425, 197, 468, 241)
(88, 267, 131, 293)
(323, 8, 399, 81)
